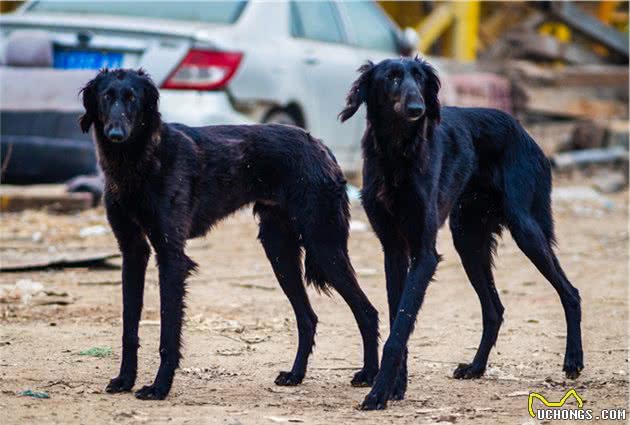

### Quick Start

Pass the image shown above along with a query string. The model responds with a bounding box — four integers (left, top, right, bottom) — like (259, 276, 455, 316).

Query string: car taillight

(162, 49, 243, 91)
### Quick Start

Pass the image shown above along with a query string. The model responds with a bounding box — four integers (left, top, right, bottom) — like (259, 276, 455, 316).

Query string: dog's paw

(360, 390, 388, 411)
(351, 368, 378, 387)
(274, 371, 303, 386)
(453, 363, 485, 379)
(134, 384, 168, 400)
(105, 375, 135, 393)
(563, 358, 584, 380)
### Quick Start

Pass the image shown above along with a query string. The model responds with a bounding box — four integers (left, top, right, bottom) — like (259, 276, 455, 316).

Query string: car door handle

(304, 56, 319, 65)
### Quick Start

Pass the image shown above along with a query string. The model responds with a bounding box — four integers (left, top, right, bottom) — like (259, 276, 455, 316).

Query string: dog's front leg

(362, 238, 439, 411)
(383, 245, 410, 400)
(105, 204, 150, 394)
(135, 240, 195, 400)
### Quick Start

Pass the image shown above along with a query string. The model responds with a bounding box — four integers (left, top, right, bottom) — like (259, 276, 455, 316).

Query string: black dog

(340, 58, 583, 410)
(80, 69, 379, 400)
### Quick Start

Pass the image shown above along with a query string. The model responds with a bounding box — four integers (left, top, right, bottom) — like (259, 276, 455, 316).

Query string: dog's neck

(367, 112, 433, 163)
(93, 122, 162, 194)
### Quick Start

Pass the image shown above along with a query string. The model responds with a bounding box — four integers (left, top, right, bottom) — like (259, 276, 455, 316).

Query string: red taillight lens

(162, 49, 243, 91)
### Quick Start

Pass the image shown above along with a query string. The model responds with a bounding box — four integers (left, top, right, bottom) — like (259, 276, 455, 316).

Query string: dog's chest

(368, 165, 432, 218)
(373, 176, 414, 216)
(375, 181, 396, 212)
(106, 179, 153, 217)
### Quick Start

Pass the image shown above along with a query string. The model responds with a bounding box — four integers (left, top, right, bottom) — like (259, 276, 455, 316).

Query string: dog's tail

(301, 181, 352, 295)
(303, 244, 360, 298)
(303, 250, 333, 295)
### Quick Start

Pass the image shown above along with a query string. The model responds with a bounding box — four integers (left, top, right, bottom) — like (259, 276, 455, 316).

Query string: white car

(0, 1, 416, 178)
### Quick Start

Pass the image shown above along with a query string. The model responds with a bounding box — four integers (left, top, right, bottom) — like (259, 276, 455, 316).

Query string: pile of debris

(441, 2, 628, 192)
(508, 60, 628, 185)
(503, 4, 628, 192)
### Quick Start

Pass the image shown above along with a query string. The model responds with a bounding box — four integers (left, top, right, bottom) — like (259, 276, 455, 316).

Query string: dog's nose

(107, 127, 125, 142)
(407, 103, 425, 118)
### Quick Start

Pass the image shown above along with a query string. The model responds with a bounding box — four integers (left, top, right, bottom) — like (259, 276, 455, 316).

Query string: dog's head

(80, 68, 160, 144)
(339, 57, 441, 126)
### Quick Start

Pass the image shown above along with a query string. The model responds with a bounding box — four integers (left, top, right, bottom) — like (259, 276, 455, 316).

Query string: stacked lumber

(508, 61, 628, 121)
(502, 61, 629, 185)
(441, 60, 628, 178)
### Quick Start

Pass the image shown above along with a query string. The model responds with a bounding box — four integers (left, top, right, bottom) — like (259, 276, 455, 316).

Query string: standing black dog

(80, 69, 379, 400)
(339, 58, 583, 410)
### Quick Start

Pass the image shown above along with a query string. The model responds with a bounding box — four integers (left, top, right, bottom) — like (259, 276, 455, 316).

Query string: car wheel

(264, 110, 299, 127)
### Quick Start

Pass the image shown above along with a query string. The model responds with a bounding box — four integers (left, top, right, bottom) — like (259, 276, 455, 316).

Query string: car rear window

(290, 1, 344, 44)
(26, 1, 247, 24)
(342, 2, 398, 52)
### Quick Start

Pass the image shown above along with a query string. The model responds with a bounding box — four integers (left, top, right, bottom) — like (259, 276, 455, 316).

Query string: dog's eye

(128, 94, 136, 102)
(389, 74, 401, 84)
(104, 93, 112, 101)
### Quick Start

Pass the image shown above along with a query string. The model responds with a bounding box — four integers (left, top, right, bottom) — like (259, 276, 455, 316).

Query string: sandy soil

(0, 182, 628, 425)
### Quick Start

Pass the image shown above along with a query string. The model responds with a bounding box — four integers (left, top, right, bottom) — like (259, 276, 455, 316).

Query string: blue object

(19, 389, 50, 399)
(54, 50, 123, 69)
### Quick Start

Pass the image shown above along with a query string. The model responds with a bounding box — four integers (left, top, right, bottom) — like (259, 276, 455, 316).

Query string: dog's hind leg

(449, 202, 504, 379)
(304, 239, 380, 387)
(506, 213, 583, 379)
(503, 136, 583, 379)
(256, 204, 318, 386)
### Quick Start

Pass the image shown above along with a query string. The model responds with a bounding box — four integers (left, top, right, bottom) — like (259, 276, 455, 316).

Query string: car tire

(264, 110, 299, 127)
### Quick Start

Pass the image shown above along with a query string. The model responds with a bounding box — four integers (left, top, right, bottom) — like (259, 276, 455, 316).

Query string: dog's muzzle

(107, 127, 125, 142)
(406, 103, 425, 121)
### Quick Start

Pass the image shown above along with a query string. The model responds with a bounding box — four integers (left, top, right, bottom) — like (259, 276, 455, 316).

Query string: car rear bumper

(159, 90, 253, 126)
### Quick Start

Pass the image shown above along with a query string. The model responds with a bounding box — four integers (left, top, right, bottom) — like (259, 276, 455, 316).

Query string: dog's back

(172, 123, 345, 185)
(438, 106, 546, 159)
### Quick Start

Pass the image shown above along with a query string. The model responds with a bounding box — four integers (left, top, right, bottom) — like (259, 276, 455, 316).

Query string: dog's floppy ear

(419, 59, 441, 125)
(79, 69, 108, 133)
(137, 69, 162, 135)
(339, 61, 374, 122)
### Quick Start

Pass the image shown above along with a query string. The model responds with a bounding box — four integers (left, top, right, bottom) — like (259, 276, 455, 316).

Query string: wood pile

(479, 2, 628, 187)
(504, 61, 628, 181)
(508, 61, 628, 121)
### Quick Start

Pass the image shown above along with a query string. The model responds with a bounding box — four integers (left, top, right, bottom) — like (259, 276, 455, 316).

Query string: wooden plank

(503, 33, 606, 64)
(0, 247, 120, 272)
(0, 184, 92, 212)
(553, 66, 629, 86)
(507, 61, 629, 87)
(515, 86, 628, 119)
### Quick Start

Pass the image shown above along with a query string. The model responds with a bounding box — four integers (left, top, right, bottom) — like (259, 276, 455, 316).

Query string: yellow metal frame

(416, 1, 480, 62)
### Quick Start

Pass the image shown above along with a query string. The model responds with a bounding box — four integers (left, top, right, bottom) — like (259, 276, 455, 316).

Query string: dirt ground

(1, 179, 628, 425)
